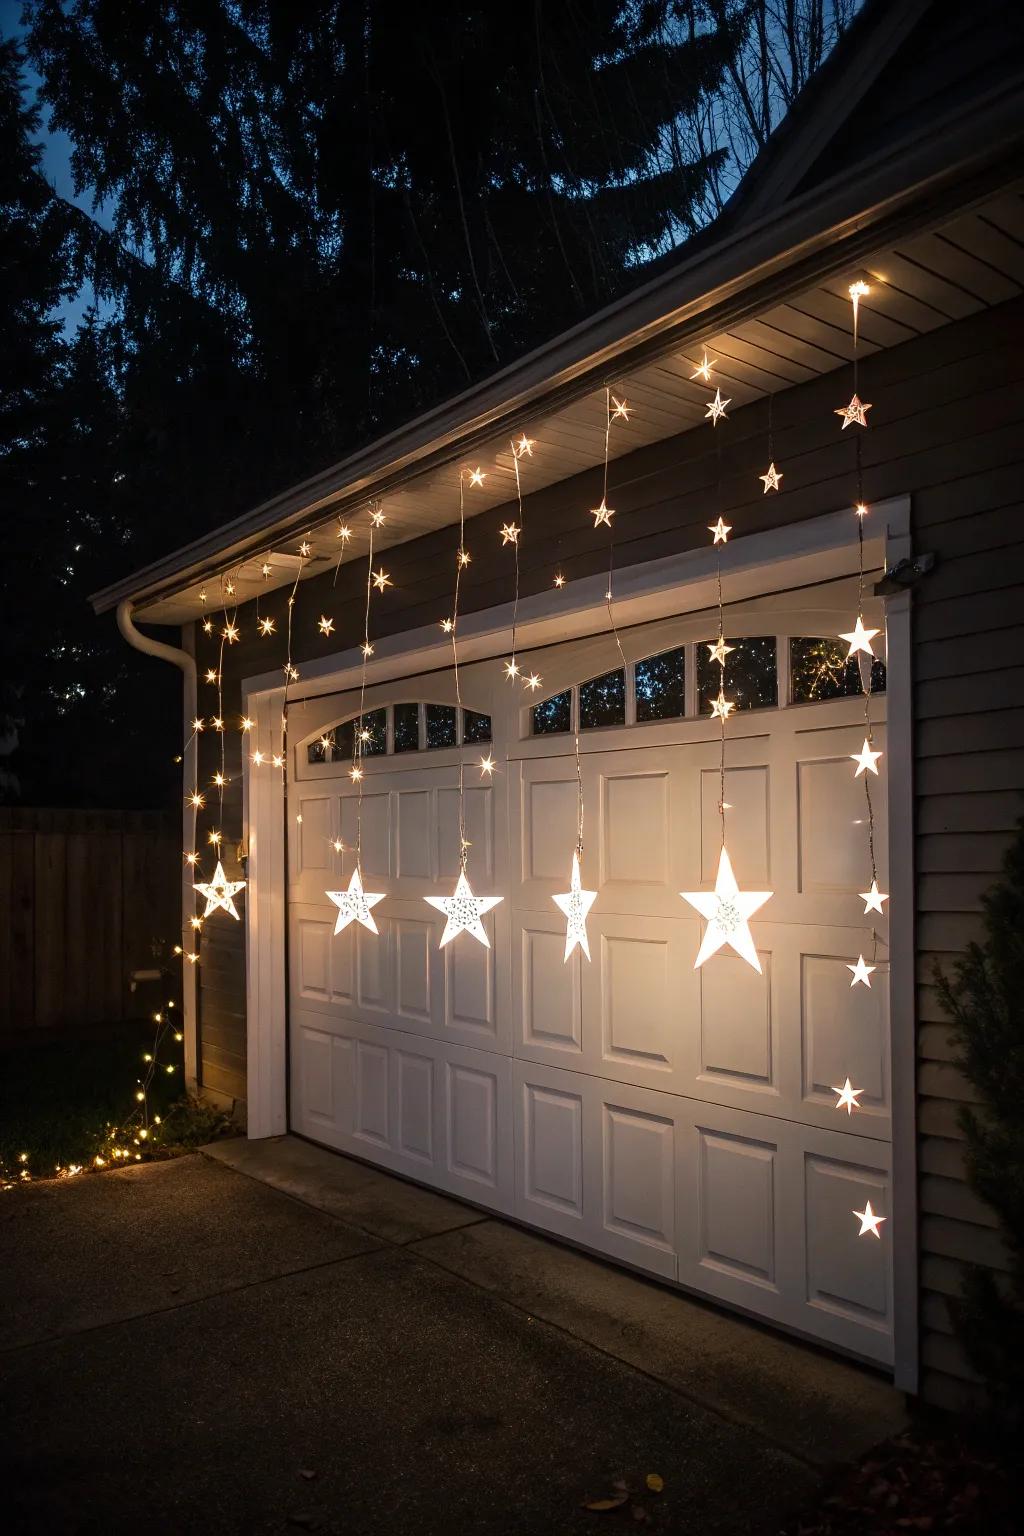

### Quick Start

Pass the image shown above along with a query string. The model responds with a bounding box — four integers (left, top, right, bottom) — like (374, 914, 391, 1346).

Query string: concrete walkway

(0, 1138, 906, 1536)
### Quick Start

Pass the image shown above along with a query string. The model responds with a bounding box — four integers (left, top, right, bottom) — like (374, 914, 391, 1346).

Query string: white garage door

(287, 591, 893, 1365)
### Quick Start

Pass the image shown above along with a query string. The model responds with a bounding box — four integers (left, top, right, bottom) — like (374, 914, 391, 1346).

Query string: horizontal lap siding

(203, 291, 1024, 1406)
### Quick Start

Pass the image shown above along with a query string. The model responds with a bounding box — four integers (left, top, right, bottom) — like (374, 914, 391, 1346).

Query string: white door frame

(240, 497, 918, 1392)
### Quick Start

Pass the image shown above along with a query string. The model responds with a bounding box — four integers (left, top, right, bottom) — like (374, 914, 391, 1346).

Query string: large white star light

(680, 847, 772, 973)
(425, 870, 503, 949)
(552, 852, 598, 962)
(194, 860, 246, 921)
(326, 866, 385, 936)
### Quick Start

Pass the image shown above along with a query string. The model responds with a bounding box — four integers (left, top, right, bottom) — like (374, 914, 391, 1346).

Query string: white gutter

(116, 599, 199, 1095)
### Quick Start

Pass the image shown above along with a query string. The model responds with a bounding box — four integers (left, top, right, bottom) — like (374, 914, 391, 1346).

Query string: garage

(286, 549, 895, 1366)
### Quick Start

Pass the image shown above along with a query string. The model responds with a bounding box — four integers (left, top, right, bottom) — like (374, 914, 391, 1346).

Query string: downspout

(116, 598, 199, 1096)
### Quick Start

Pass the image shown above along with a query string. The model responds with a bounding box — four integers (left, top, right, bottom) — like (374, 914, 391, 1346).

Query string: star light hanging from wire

(835, 394, 872, 429)
(839, 616, 880, 659)
(853, 1200, 886, 1238)
(552, 852, 597, 962)
(194, 861, 246, 921)
(709, 517, 731, 544)
(500, 523, 520, 545)
(705, 388, 730, 425)
(681, 848, 771, 973)
(759, 462, 783, 493)
(425, 869, 503, 948)
(833, 1078, 864, 1115)
(326, 866, 385, 936)
(850, 738, 883, 777)
(690, 352, 715, 382)
(847, 954, 875, 987)
(860, 879, 889, 915)
(591, 499, 614, 528)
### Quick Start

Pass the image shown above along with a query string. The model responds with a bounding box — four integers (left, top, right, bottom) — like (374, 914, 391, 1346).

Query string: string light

(505, 435, 529, 684)
(610, 395, 630, 421)
(326, 867, 384, 935)
(554, 573, 565, 588)
(372, 567, 392, 592)
(478, 754, 495, 777)
(847, 954, 875, 987)
(469, 467, 485, 487)
(591, 500, 614, 528)
(515, 434, 534, 457)
(705, 388, 730, 424)
(709, 517, 731, 544)
(860, 879, 889, 915)
(259, 616, 275, 636)
(760, 463, 783, 493)
(690, 352, 715, 382)
(500, 523, 520, 545)
(223, 622, 239, 643)
(204, 668, 219, 684)
(833, 1079, 863, 1114)
(194, 860, 245, 920)
(854, 1201, 886, 1238)
(835, 394, 871, 429)
(839, 616, 879, 659)
(318, 615, 335, 636)
(426, 870, 502, 948)
(440, 617, 454, 633)
(851, 739, 882, 776)
(553, 852, 597, 962)
(202, 619, 214, 635)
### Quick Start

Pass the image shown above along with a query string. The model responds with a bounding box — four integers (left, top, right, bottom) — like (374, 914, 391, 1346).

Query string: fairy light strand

(452, 476, 469, 868)
(602, 387, 628, 676)
(354, 503, 380, 870)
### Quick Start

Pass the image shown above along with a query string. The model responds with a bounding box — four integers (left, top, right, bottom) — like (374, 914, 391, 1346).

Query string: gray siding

(198, 291, 1024, 1407)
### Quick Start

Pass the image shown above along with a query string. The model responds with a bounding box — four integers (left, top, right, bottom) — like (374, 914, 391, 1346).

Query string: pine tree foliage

(936, 820, 1024, 1420)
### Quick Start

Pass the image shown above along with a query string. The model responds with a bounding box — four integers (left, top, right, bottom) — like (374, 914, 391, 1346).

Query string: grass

(0, 1021, 233, 1185)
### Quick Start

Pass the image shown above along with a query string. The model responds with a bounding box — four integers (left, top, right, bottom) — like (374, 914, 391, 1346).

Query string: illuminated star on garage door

(425, 870, 502, 948)
(326, 866, 385, 936)
(552, 852, 598, 962)
(680, 846, 771, 973)
(194, 861, 246, 921)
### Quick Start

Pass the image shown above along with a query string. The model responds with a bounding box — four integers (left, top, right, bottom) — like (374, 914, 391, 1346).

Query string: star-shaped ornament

(326, 866, 385, 936)
(833, 1078, 864, 1115)
(610, 395, 630, 422)
(709, 517, 731, 544)
(478, 754, 495, 777)
(372, 568, 392, 592)
(194, 861, 246, 921)
(524, 672, 542, 691)
(847, 954, 875, 987)
(318, 615, 334, 636)
(860, 880, 888, 915)
(259, 617, 275, 636)
(504, 659, 520, 681)
(835, 393, 872, 429)
(552, 852, 598, 962)
(369, 508, 386, 527)
(760, 462, 783, 493)
(705, 388, 730, 424)
(514, 434, 535, 459)
(468, 467, 485, 487)
(336, 524, 352, 544)
(554, 573, 566, 588)
(690, 352, 716, 383)
(298, 540, 312, 557)
(708, 635, 734, 666)
(591, 499, 614, 528)
(709, 692, 735, 721)
(500, 523, 520, 545)
(851, 739, 883, 777)
(839, 616, 880, 660)
(440, 617, 454, 633)
(425, 870, 503, 948)
(680, 846, 772, 973)
(853, 1200, 886, 1238)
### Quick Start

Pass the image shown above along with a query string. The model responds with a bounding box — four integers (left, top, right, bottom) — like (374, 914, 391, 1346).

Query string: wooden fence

(0, 808, 180, 1032)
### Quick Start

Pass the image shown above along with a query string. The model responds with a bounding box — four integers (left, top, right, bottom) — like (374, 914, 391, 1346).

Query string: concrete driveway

(0, 1137, 905, 1535)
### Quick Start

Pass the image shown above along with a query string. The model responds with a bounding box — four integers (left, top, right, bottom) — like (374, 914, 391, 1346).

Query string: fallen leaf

(582, 1494, 629, 1512)
(645, 1473, 664, 1494)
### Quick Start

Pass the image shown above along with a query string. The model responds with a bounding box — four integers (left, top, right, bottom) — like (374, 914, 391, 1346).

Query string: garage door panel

(696, 1127, 779, 1291)
(512, 909, 582, 1066)
(517, 1069, 585, 1236)
(597, 1085, 678, 1279)
(803, 1137, 893, 1356)
(437, 785, 494, 880)
(395, 1047, 435, 1164)
(339, 791, 392, 882)
(700, 764, 771, 887)
(396, 788, 434, 880)
(697, 947, 776, 1093)
(582, 914, 693, 1092)
(801, 942, 891, 1123)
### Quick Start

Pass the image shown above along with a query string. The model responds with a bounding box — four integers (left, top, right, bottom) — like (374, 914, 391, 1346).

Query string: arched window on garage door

(307, 703, 491, 764)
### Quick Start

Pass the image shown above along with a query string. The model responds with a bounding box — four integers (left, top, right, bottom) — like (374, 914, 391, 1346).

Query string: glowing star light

(760, 462, 783, 493)
(709, 692, 735, 721)
(504, 659, 520, 681)
(610, 395, 630, 422)
(259, 616, 275, 636)
(525, 672, 542, 691)
(478, 754, 495, 777)
(326, 867, 385, 936)
(318, 615, 335, 636)
(468, 467, 485, 487)
(709, 516, 731, 544)
(835, 393, 872, 429)
(514, 434, 534, 458)
(591, 499, 614, 528)
(708, 635, 734, 666)
(839, 616, 880, 660)
(854, 1200, 886, 1238)
(554, 573, 566, 588)
(425, 870, 502, 948)
(847, 954, 876, 988)
(372, 568, 392, 592)
(500, 523, 520, 545)
(705, 388, 730, 424)
(369, 507, 386, 527)
(860, 880, 889, 916)
(336, 523, 352, 543)
(833, 1078, 864, 1115)
(194, 860, 246, 921)
(552, 852, 598, 962)
(851, 738, 882, 777)
(690, 352, 715, 383)
(681, 846, 772, 973)
(298, 540, 312, 557)
(440, 617, 454, 633)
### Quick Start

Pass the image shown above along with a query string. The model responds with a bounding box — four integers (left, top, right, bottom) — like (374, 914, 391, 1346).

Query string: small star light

(223, 622, 240, 644)
(225, 580, 235, 597)
(204, 669, 219, 686)
(298, 540, 312, 557)
(833, 1078, 864, 1115)
(690, 352, 716, 382)
(440, 617, 454, 633)
(271, 754, 284, 769)
(760, 462, 783, 493)
(853, 1200, 886, 1239)
(457, 548, 471, 567)
(554, 573, 566, 588)
(525, 672, 542, 691)
(847, 954, 876, 988)
(479, 754, 496, 778)
(284, 663, 300, 681)
(709, 516, 731, 544)
(500, 523, 520, 545)
(372, 568, 392, 592)
(705, 388, 730, 424)
(708, 635, 734, 666)
(369, 507, 386, 527)
(187, 790, 205, 809)
(251, 751, 265, 766)
(211, 715, 225, 731)
(591, 499, 614, 528)
(680, 846, 772, 973)
(851, 738, 883, 777)
(469, 467, 485, 487)
(839, 615, 880, 660)
(336, 523, 352, 544)
(202, 619, 214, 635)
(361, 642, 374, 658)
(318, 615, 335, 636)
(259, 616, 275, 636)
(194, 860, 246, 921)
(425, 870, 502, 949)
(325, 867, 385, 936)
(860, 880, 889, 916)
(610, 395, 631, 422)
(835, 393, 872, 429)
(710, 692, 735, 721)
(514, 434, 534, 458)
(191, 716, 205, 733)
(504, 659, 520, 680)
(552, 852, 598, 962)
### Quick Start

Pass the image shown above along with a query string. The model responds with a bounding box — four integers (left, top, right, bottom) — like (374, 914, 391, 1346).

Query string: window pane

(532, 690, 571, 735)
(394, 702, 419, 752)
(635, 646, 685, 722)
(356, 709, 387, 755)
(580, 668, 626, 729)
(307, 731, 335, 765)
(697, 637, 777, 713)
(425, 703, 457, 749)
(463, 709, 492, 744)
(790, 637, 887, 703)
